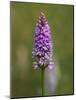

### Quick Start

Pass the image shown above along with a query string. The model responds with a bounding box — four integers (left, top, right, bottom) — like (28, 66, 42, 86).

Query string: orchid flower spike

(32, 12, 54, 70)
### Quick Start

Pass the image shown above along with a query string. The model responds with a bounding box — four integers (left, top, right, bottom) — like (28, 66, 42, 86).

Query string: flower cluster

(32, 12, 54, 69)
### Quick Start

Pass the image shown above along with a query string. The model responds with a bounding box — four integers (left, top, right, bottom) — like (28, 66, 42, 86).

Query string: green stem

(41, 67, 45, 96)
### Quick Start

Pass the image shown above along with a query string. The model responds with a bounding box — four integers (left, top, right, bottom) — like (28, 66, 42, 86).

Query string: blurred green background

(10, 1, 74, 98)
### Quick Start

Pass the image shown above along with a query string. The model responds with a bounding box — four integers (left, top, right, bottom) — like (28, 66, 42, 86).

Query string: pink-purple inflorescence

(32, 12, 54, 69)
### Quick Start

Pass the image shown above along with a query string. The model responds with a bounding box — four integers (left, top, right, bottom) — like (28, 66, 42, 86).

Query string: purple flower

(32, 12, 54, 69)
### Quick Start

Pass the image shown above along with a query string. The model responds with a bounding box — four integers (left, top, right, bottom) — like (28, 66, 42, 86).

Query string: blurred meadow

(10, 1, 74, 98)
